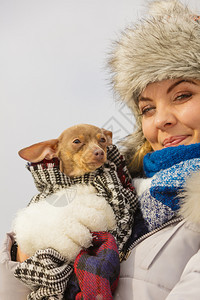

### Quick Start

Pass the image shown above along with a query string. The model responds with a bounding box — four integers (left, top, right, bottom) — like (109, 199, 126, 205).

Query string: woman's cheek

(142, 119, 156, 144)
(179, 103, 200, 129)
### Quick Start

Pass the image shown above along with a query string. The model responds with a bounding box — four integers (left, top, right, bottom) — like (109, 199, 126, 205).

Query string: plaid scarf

(14, 145, 137, 299)
(66, 232, 120, 300)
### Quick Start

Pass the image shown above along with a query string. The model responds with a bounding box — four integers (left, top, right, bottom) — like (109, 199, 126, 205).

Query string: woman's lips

(162, 135, 189, 147)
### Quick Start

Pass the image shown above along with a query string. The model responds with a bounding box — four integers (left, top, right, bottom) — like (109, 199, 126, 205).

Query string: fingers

(16, 245, 29, 263)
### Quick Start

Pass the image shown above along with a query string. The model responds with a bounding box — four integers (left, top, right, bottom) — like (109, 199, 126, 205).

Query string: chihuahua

(14, 124, 116, 261)
(19, 124, 112, 176)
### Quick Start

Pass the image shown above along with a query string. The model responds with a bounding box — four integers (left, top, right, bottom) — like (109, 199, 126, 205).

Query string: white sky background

(0, 0, 199, 242)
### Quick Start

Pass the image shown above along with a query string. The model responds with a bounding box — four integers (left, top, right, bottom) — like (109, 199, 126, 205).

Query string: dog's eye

(100, 137, 106, 143)
(73, 139, 81, 144)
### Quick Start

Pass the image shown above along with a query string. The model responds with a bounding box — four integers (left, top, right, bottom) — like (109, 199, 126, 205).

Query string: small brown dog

(14, 124, 116, 262)
(19, 124, 112, 176)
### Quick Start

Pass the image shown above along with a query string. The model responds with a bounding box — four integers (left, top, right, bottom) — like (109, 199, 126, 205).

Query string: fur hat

(109, 0, 200, 158)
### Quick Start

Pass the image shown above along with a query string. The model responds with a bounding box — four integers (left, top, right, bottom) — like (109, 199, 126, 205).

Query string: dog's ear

(101, 129, 112, 145)
(18, 139, 59, 162)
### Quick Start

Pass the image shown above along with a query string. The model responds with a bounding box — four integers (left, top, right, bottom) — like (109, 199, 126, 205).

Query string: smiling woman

(139, 79, 200, 150)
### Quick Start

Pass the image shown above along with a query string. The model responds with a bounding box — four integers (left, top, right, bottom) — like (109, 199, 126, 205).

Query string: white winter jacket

(114, 171, 200, 300)
(0, 232, 31, 300)
(114, 219, 200, 299)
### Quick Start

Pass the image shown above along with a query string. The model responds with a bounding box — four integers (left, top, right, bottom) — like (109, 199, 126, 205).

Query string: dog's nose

(94, 149, 104, 160)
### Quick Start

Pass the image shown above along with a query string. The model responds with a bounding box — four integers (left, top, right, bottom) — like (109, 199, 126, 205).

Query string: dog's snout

(94, 149, 104, 160)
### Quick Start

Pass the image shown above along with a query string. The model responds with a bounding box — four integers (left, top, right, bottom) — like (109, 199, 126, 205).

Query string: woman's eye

(100, 137, 106, 143)
(73, 139, 81, 144)
(175, 93, 192, 101)
(140, 106, 155, 116)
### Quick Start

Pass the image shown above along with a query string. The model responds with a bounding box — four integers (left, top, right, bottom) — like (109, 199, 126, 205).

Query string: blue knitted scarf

(138, 143, 200, 231)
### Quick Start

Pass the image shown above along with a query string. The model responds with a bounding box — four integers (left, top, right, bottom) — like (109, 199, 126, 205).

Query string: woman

(109, 0, 200, 299)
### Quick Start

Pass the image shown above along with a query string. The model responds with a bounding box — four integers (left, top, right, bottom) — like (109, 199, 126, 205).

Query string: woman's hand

(16, 245, 29, 262)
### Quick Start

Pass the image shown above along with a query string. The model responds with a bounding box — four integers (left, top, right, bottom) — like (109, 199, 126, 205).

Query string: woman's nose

(154, 107, 177, 130)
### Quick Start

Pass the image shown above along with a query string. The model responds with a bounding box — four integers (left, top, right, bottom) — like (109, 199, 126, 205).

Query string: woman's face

(139, 78, 200, 151)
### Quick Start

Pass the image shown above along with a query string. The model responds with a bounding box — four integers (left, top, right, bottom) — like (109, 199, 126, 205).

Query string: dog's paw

(63, 217, 93, 248)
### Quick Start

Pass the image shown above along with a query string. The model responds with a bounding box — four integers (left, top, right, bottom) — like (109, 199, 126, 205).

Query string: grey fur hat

(109, 0, 200, 158)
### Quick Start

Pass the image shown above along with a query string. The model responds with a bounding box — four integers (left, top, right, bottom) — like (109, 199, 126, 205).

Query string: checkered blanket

(14, 145, 137, 299)
(14, 248, 73, 300)
(26, 144, 137, 253)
